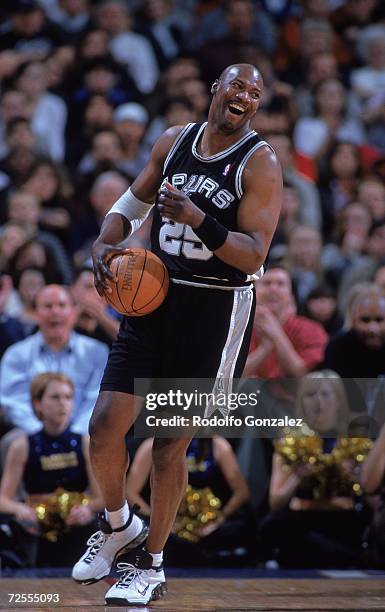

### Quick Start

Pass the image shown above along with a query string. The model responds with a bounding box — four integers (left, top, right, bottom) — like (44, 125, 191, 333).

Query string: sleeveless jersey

(23, 428, 88, 495)
(151, 122, 270, 288)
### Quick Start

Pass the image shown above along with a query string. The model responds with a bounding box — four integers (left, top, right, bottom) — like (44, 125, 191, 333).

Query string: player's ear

(211, 80, 219, 95)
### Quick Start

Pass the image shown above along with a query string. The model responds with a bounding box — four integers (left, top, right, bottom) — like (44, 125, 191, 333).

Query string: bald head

(351, 286, 385, 349)
(218, 64, 263, 89)
(210, 63, 263, 134)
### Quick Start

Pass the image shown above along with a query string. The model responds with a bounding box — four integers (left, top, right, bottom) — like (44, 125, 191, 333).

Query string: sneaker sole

(73, 523, 149, 586)
(105, 581, 167, 606)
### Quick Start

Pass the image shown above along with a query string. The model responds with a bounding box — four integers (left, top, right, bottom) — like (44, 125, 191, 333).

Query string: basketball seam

(133, 264, 168, 312)
(115, 255, 133, 315)
(131, 249, 147, 313)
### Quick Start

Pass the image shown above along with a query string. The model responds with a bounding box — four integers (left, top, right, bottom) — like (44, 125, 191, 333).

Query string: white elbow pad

(106, 187, 154, 235)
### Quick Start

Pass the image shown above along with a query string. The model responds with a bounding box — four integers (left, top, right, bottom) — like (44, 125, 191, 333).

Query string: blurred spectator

(338, 218, 385, 310)
(71, 266, 119, 347)
(196, 0, 276, 85)
(260, 371, 371, 568)
(127, 436, 253, 566)
(0, 89, 30, 161)
(0, 222, 28, 274)
(112, 103, 150, 179)
(322, 201, 372, 289)
(11, 266, 47, 334)
(7, 237, 71, 286)
(144, 96, 198, 150)
(361, 422, 385, 565)
(0, 372, 103, 567)
(0, 273, 26, 358)
(284, 225, 328, 305)
(357, 178, 385, 221)
(267, 133, 322, 230)
(5, 190, 73, 283)
(363, 91, 385, 154)
(77, 129, 123, 179)
(293, 78, 365, 160)
(351, 25, 385, 102)
(177, 78, 209, 122)
(317, 141, 363, 238)
(15, 60, 67, 162)
(191, 0, 275, 59)
(295, 51, 338, 117)
(38, 0, 92, 45)
(134, 0, 184, 70)
(374, 264, 385, 292)
(303, 284, 344, 338)
(244, 266, 327, 378)
(271, 181, 302, 248)
(0, 284, 108, 434)
(21, 161, 73, 238)
(324, 284, 385, 378)
(95, 0, 159, 94)
(71, 170, 129, 264)
(0, 0, 61, 60)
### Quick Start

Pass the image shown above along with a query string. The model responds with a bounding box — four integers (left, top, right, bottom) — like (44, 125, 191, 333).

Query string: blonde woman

(260, 371, 370, 568)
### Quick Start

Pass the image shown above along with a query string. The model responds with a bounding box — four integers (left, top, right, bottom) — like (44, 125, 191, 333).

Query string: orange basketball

(104, 248, 169, 316)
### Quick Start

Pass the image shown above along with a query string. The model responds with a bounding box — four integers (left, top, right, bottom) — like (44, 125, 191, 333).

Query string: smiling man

(72, 63, 282, 607)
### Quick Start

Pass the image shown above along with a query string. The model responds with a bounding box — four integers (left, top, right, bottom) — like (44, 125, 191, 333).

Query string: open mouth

(227, 102, 247, 116)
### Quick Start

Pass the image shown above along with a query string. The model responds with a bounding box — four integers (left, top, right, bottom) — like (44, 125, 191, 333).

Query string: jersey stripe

(235, 140, 274, 198)
(192, 122, 258, 163)
(204, 286, 254, 417)
(163, 123, 195, 175)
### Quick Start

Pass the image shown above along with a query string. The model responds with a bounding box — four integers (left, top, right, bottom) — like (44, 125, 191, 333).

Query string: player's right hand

(91, 240, 124, 296)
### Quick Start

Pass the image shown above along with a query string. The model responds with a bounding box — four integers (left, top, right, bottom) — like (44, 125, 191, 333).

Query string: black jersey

(151, 122, 271, 288)
(23, 428, 88, 495)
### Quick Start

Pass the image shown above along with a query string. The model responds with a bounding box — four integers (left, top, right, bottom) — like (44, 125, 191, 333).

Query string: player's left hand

(157, 183, 205, 228)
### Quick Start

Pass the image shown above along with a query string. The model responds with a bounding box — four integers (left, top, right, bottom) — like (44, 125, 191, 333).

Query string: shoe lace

(84, 531, 107, 562)
(115, 562, 146, 589)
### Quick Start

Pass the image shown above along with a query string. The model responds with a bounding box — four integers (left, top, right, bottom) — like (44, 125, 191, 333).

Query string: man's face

(212, 65, 263, 134)
(352, 295, 385, 350)
(255, 268, 293, 315)
(36, 286, 76, 343)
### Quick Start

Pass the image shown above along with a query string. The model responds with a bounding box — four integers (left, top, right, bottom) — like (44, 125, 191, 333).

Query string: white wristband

(106, 187, 154, 235)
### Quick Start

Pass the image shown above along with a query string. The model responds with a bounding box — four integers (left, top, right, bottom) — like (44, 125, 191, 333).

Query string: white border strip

(163, 123, 195, 174)
(235, 140, 272, 198)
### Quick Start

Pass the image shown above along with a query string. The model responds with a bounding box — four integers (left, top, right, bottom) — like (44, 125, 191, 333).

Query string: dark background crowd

(1, 0, 385, 572)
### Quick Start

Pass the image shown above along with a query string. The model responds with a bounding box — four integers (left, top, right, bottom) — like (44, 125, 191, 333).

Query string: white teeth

(228, 103, 246, 113)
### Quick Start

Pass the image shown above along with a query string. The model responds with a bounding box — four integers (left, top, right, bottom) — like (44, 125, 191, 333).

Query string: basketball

(105, 248, 169, 316)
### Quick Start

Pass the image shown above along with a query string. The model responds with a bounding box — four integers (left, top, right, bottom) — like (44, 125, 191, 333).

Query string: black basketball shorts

(100, 281, 255, 396)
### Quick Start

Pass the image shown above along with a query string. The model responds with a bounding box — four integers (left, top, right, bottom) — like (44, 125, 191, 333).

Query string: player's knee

(88, 396, 116, 441)
(152, 437, 191, 470)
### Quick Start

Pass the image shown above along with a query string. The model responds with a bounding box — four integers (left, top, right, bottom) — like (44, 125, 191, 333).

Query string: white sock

(147, 550, 163, 567)
(106, 502, 143, 538)
(106, 502, 129, 530)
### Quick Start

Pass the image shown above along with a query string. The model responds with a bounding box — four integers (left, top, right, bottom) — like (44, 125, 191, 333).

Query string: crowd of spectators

(1, 0, 385, 570)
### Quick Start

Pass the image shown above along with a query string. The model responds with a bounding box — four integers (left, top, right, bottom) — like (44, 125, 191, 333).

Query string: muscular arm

(92, 126, 183, 294)
(215, 147, 282, 274)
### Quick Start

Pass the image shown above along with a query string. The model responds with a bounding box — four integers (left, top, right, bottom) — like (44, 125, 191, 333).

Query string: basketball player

(72, 64, 282, 606)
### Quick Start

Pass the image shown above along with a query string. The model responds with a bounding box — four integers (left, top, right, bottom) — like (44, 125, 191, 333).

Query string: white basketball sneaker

(72, 511, 148, 585)
(105, 548, 167, 606)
